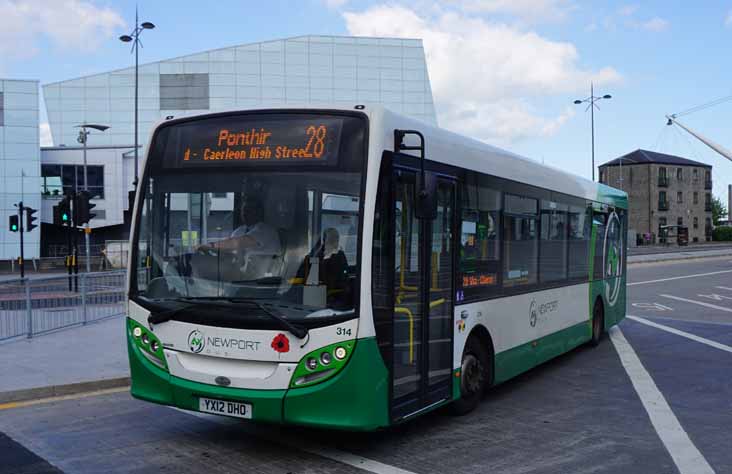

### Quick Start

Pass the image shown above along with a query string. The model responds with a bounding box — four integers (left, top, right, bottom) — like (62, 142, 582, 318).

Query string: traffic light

(74, 190, 96, 225)
(25, 207, 38, 232)
(54, 196, 72, 226)
(9, 214, 19, 232)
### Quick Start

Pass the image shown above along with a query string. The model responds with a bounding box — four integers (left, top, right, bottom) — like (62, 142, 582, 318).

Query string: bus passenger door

(391, 166, 455, 420)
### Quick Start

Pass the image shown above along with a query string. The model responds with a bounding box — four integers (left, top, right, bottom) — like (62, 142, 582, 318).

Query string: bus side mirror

(415, 172, 438, 220)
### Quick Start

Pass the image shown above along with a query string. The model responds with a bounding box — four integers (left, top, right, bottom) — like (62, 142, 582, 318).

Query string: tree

(712, 196, 727, 226)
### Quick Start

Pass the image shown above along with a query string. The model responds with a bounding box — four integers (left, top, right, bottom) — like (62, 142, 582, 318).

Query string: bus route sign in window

(160, 115, 344, 168)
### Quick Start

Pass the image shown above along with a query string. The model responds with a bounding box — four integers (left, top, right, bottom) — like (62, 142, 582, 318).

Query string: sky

(1, 0, 731, 202)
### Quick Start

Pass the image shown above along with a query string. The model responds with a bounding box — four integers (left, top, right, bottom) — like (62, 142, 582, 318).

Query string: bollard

(25, 279, 33, 338)
(81, 273, 88, 325)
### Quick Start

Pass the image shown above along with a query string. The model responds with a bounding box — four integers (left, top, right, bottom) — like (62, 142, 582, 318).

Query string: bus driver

(200, 196, 281, 277)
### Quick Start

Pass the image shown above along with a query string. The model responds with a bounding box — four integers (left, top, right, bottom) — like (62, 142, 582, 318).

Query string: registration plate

(198, 397, 252, 419)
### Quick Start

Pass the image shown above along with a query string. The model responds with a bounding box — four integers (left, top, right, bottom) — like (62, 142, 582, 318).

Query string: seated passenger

(320, 228, 349, 293)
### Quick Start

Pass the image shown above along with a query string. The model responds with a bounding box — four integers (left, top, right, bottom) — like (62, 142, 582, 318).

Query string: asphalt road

(1, 256, 731, 474)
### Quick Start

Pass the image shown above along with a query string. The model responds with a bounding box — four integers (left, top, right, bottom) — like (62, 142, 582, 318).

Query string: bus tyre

(451, 337, 490, 416)
(590, 300, 604, 347)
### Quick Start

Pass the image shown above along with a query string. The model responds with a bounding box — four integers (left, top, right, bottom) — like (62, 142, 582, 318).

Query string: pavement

(1, 254, 731, 473)
(0, 317, 129, 403)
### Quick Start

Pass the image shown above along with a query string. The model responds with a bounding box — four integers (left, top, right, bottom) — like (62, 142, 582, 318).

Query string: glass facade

(43, 35, 437, 147)
(0, 79, 41, 259)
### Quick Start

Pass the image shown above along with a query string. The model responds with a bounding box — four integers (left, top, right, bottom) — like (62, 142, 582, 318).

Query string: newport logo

(529, 300, 538, 327)
(603, 211, 624, 307)
(188, 330, 205, 353)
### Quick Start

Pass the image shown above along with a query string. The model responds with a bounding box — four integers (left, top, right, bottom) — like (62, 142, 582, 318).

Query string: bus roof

(146, 104, 628, 208)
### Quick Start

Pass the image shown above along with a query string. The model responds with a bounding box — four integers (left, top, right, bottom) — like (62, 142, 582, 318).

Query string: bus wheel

(590, 300, 604, 347)
(451, 337, 490, 416)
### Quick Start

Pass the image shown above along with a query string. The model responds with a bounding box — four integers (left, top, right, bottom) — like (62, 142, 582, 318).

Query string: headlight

(141, 333, 150, 345)
(133, 327, 142, 338)
(290, 339, 356, 389)
(334, 346, 347, 360)
(151, 341, 159, 352)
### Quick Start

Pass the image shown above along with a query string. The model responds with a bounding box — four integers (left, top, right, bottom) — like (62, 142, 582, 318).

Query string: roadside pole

(17, 202, 25, 278)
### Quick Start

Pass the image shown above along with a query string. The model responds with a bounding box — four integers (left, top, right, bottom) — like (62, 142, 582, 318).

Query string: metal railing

(0, 270, 126, 342)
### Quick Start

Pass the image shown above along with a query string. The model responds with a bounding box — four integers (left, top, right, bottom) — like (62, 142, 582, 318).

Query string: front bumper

(127, 330, 390, 430)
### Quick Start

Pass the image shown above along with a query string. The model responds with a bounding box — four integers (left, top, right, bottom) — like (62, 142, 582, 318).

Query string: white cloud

(0, 0, 125, 58)
(640, 17, 669, 32)
(40, 122, 53, 147)
(455, 0, 574, 22)
(725, 10, 732, 27)
(343, 5, 620, 144)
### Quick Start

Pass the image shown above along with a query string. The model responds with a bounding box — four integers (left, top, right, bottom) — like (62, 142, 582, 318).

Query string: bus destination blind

(166, 117, 344, 168)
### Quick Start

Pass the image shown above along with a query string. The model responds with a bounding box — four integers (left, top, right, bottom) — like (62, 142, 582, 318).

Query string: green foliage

(712, 226, 732, 241)
(712, 196, 727, 226)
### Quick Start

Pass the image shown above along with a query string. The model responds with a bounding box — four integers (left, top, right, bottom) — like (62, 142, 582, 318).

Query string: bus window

(503, 195, 538, 288)
(568, 204, 591, 280)
(540, 200, 568, 283)
(459, 182, 501, 296)
(593, 210, 608, 280)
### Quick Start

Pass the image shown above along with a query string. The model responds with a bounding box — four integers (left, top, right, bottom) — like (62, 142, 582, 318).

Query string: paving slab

(0, 317, 129, 397)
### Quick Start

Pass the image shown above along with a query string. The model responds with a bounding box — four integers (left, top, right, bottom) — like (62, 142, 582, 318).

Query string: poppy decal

(271, 333, 290, 353)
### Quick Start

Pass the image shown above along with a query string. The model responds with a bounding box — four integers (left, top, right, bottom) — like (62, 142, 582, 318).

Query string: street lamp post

(574, 83, 612, 182)
(119, 9, 155, 190)
(76, 124, 109, 272)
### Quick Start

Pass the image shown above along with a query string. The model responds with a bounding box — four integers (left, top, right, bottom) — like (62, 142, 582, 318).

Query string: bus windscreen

(161, 115, 344, 169)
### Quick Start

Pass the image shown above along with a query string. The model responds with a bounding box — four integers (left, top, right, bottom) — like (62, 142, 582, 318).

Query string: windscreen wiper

(144, 297, 308, 339)
(224, 298, 308, 339)
(145, 297, 241, 325)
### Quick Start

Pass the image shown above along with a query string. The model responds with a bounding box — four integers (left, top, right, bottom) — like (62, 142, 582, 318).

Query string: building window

(677, 191, 683, 203)
(693, 192, 699, 204)
(693, 217, 699, 229)
(0, 92, 4, 127)
(160, 73, 210, 110)
(658, 167, 668, 186)
(677, 168, 683, 180)
(705, 192, 712, 211)
(599, 170, 606, 184)
(212, 192, 227, 198)
(629, 168, 633, 185)
(677, 217, 683, 226)
(41, 164, 104, 199)
(659, 191, 668, 210)
(693, 168, 699, 181)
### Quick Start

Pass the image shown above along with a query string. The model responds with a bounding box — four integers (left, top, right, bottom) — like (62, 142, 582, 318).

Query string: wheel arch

(466, 324, 495, 386)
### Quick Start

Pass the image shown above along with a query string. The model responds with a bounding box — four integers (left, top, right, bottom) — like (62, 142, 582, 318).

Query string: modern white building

(44, 35, 436, 147)
(36, 35, 436, 254)
(1, 79, 40, 260)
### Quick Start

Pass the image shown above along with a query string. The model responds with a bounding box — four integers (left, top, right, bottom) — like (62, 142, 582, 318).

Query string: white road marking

(631, 302, 674, 311)
(629, 269, 732, 286)
(660, 294, 732, 313)
(627, 315, 732, 354)
(715, 286, 732, 292)
(609, 326, 715, 474)
(175, 408, 418, 474)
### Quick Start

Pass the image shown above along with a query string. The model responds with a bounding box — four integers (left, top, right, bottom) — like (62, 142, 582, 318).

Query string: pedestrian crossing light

(9, 215, 19, 232)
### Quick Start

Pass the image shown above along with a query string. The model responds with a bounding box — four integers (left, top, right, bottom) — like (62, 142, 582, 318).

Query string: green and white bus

(127, 105, 627, 430)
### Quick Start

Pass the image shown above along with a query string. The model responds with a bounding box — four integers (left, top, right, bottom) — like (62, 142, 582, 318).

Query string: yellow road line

(0, 386, 129, 411)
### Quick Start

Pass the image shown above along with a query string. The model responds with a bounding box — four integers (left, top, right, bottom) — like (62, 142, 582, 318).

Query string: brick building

(599, 149, 713, 244)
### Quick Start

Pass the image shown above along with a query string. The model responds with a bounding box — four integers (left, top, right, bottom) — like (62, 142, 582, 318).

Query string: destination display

(163, 115, 344, 168)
